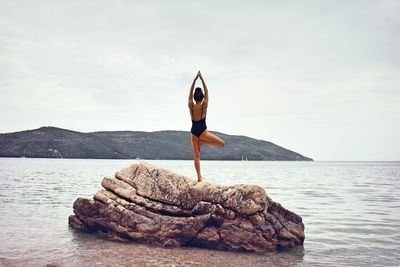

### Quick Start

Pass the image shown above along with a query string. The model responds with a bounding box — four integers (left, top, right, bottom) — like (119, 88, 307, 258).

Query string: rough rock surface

(68, 161, 305, 252)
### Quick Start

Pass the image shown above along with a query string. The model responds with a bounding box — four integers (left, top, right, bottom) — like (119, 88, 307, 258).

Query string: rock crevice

(68, 161, 305, 252)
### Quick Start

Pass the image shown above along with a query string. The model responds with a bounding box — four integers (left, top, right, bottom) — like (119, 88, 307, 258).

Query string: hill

(0, 126, 313, 161)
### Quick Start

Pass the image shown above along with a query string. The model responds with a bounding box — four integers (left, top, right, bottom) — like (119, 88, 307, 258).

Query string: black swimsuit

(191, 104, 207, 138)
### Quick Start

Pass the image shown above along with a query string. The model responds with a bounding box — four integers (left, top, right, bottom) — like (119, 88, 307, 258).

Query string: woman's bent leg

(191, 134, 202, 182)
(199, 130, 225, 148)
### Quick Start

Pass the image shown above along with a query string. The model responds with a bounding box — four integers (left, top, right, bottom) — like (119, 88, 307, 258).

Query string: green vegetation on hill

(0, 126, 313, 161)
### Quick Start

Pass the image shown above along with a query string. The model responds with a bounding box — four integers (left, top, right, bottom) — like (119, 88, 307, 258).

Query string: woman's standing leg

(191, 134, 202, 182)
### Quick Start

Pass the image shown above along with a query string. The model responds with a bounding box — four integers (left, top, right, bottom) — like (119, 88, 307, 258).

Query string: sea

(0, 158, 399, 267)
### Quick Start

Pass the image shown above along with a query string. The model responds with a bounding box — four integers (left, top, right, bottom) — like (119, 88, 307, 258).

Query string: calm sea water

(0, 158, 399, 267)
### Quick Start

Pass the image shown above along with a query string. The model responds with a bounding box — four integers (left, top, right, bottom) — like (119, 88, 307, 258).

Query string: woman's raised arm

(199, 72, 208, 106)
(188, 72, 199, 108)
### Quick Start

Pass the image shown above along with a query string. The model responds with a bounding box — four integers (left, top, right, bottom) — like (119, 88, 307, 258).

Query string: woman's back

(191, 102, 207, 121)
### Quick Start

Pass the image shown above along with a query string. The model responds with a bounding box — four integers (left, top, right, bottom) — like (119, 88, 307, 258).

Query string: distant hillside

(0, 126, 313, 161)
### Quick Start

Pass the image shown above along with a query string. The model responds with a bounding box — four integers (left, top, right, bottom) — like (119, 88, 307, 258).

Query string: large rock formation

(68, 162, 305, 252)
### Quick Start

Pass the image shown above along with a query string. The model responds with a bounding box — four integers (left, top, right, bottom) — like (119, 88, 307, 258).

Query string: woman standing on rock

(188, 71, 225, 182)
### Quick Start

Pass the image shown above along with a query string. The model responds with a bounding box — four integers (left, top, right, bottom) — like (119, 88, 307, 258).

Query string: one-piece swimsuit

(191, 103, 207, 138)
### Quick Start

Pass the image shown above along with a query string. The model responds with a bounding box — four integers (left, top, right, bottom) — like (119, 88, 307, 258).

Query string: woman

(188, 70, 225, 182)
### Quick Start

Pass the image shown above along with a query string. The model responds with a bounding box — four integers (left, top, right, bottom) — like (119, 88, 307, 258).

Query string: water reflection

(65, 230, 305, 267)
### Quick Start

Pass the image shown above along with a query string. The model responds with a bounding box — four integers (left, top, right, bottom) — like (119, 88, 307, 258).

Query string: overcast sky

(1, 0, 399, 160)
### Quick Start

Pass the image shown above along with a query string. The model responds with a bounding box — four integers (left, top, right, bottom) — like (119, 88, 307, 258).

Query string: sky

(0, 0, 399, 161)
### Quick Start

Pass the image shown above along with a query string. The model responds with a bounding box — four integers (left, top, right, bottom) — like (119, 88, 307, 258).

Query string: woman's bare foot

(197, 176, 202, 182)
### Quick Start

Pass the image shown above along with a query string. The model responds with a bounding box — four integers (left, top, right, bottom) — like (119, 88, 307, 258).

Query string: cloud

(0, 0, 399, 160)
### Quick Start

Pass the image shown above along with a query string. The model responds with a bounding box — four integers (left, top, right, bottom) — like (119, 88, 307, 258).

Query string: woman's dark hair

(194, 87, 204, 101)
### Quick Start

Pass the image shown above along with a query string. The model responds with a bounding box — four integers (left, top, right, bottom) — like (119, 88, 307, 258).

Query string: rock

(68, 161, 305, 252)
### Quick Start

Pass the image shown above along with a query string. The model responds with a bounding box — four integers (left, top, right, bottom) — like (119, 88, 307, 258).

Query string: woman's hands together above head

(194, 71, 200, 81)
(197, 70, 203, 80)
